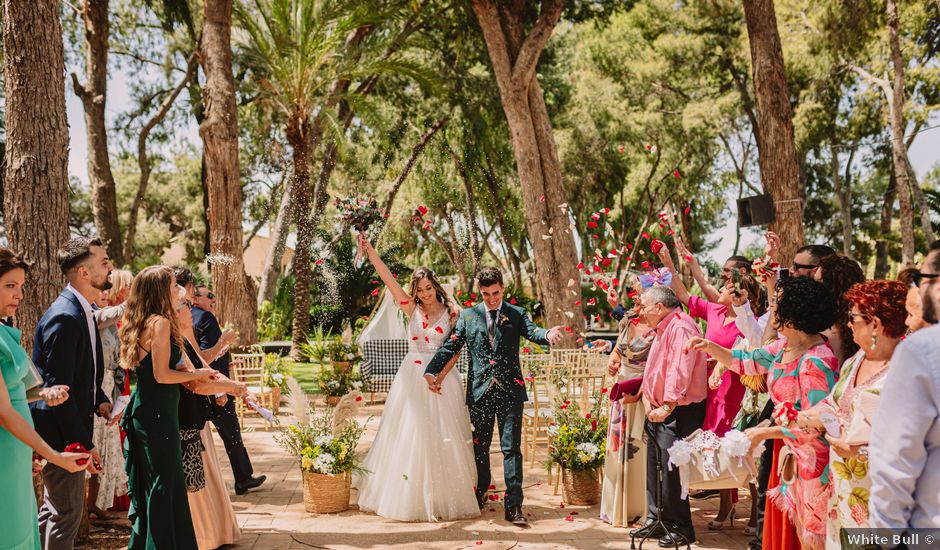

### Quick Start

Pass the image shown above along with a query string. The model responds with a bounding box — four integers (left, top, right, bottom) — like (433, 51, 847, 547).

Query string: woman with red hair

(796, 280, 908, 549)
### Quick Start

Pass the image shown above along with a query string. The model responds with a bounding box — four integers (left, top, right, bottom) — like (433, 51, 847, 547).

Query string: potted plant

(276, 377, 366, 513)
(316, 361, 367, 406)
(299, 326, 332, 363)
(547, 395, 608, 505)
(262, 353, 293, 415)
(327, 341, 360, 372)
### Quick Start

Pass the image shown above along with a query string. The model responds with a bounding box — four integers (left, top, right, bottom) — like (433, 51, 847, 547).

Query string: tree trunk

(906, 154, 936, 244)
(875, 166, 898, 280)
(886, 0, 915, 266)
(71, 0, 123, 265)
(199, 0, 257, 342)
(471, 0, 580, 339)
(1, 0, 71, 351)
(742, 0, 805, 264)
(287, 116, 313, 359)
(257, 177, 293, 306)
(831, 140, 853, 257)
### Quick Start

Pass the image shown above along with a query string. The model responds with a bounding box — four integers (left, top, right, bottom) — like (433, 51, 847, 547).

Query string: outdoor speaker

(737, 194, 774, 227)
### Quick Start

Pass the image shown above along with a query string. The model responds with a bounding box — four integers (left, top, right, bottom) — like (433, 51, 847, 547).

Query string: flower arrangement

(326, 341, 361, 364)
(276, 377, 367, 476)
(263, 353, 293, 391)
(752, 255, 780, 284)
(316, 361, 367, 397)
(546, 395, 608, 471)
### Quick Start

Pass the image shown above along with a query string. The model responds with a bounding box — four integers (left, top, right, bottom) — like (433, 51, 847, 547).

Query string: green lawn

(290, 361, 324, 394)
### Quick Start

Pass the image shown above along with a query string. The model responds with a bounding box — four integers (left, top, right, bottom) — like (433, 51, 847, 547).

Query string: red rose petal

(523, 347, 531, 354)
(539, 194, 545, 202)
(414, 359, 422, 364)
(435, 326, 444, 333)
(673, 170, 681, 178)
(417, 205, 428, 216)
(488, 484, 496, 490)
(641, 261, 651, 269)
(315, 259, 324, 265)
(370, 288, 379, 297)
(355, 395, 363, 402)
(559, 502, 566, 509)
(565, 515, 574, 522)
(587, 221, 598, 229)
(510, 297, 517, 304)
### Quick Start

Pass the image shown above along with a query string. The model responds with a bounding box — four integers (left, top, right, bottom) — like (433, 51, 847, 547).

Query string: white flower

(576, 442, 600, 458)
(328, 380, 339, 388)
(272, 373, 284, 383)
(352, 381, 363, 390)
(345, 352, 355, 360)
(314, 435, 334, 447)
(313, 452, 335, 474)
(547, 425, 560, 437)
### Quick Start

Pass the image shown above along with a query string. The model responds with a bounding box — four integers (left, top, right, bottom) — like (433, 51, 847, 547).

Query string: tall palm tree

(234, 0, 425, 356)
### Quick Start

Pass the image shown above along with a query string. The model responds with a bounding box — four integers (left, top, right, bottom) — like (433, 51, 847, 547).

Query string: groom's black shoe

(234, 475, 267, 495)
(505, 505, 527, 526)
(630, 519, 666, 539)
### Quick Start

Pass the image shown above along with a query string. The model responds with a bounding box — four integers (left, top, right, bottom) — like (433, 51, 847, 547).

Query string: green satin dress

(123, 343, 197, 549)
(0, 324, 40, 550)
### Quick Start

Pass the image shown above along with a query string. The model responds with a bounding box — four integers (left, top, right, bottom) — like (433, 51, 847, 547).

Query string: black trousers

(211, 400, 254, 483)
(750, 398, 777, 550)
(469, 385, 525, 508)
(645, 400, 707, 539)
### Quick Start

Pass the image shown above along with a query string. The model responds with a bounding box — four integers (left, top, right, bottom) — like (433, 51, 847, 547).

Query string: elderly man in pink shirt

(630, 285, 708, 547)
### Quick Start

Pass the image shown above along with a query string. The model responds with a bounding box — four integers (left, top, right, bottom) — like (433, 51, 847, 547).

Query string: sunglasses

(848, 312, 871, 323)
(791, 262, 818, 271)
(195, 291, 215, 299)
(911, 272, 940, 287)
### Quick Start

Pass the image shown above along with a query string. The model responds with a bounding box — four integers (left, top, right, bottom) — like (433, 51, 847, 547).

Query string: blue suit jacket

(425, 302, 549, 405)
(30, 290, 108, 451)
(191, 306, 230, 376)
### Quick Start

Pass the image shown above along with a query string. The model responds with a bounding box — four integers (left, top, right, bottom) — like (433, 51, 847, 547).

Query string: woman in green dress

(0, 248, 90, 550)
(118, 266, 217, 550)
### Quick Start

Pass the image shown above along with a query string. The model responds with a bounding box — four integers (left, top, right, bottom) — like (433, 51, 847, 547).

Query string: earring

(870, 334, 878, 351)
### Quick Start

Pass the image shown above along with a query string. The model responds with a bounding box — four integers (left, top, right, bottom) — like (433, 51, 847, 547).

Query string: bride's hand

(424, 373, 441, 394)
(357, 233, 374, 254)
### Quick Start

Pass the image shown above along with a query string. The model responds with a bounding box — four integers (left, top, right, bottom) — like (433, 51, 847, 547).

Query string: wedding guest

(794, 280, 907, 549)
(869, 242, 940, 532)
(0, 247, 90, 550)
(175, 295, 246, 550)
(656, 243, 762, 529)
(194, 285, 216, 312)
(600, 293, 653, 528)
(119, 266, 217, 549)
(32, 236, 113, 550)
(897, 267, 933, 332)
(789, 244, 836, 279)
(630, 286, 707, 547)
(814, 254, 865, 363)
(174, 267, 266, 495)
(689, 277, 840, 550)
(673, 238, 752, 302)
(86, 269, 132, 520)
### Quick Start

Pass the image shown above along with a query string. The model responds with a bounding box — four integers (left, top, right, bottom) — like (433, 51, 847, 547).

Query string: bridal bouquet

(336, 195, 385, 267)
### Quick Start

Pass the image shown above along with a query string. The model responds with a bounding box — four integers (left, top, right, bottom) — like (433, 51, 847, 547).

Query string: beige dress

(188, 427, 241, 549)
(599, 330, 652, 527)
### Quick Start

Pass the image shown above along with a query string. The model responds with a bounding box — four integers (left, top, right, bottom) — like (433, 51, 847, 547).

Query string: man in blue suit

(32, 236, 113, 550)
(425, 267, 563, 526)
(176, 268, 265, 495)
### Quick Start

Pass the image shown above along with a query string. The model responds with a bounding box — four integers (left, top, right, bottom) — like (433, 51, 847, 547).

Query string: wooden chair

(521, 354, 555, 473)
(230, 353, 273, 428)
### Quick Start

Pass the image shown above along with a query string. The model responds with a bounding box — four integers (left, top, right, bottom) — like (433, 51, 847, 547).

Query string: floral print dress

(730, 339, 839, 550)
(820, 350, 887, 550)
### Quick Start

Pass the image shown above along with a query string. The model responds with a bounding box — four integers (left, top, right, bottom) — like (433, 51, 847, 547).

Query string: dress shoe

(234, 474, 267, 495)
(658, 532, 694, 548)
(504, 505, 527, 526)
(690, 489, 719, 499)
(630, 520, 666, 539)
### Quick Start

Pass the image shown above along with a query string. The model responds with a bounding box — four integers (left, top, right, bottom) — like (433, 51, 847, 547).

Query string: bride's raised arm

(358, 234, 416, 317)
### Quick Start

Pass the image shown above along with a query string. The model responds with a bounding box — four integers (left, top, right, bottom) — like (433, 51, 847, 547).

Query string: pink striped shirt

(642, 308, 708, 408)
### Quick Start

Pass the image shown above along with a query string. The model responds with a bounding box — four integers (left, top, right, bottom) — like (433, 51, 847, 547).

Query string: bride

(353, 235, 480, 522)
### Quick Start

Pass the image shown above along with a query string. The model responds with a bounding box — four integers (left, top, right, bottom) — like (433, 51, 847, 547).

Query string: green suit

(425, 301, 550, 508)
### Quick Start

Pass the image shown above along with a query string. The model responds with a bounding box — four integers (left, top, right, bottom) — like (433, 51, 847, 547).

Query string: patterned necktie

(488, 309, 498, 344)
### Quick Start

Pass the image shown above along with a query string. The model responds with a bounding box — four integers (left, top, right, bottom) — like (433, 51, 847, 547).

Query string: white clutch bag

(21, 358, 44, 391)
(843, 391, 879, 446)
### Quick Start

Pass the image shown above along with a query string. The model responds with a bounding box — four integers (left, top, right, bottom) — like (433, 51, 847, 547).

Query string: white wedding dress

(354, 305, 479, 521)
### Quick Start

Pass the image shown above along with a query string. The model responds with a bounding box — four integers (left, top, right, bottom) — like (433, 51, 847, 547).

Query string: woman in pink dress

(657, 245, 765, 529)
(688, 277, 840, 550)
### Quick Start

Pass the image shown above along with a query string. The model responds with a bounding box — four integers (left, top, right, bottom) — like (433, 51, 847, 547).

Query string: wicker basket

(325, 395, 341, 407)
(302, 470, 351, 513)
(561, 467, 601, 505)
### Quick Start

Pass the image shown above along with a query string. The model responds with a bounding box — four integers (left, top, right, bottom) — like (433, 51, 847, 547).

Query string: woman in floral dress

(796, 280, 908, 549)
(688, 277, 841, 550)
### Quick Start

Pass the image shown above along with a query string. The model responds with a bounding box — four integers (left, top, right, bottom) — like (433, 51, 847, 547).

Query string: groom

(425, 267, 563, 526)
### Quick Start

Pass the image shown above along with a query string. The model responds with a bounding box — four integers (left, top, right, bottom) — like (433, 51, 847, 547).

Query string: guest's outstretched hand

(39, 385, 70, 407)
(685, 336, 710, 354)
(546, 326, 565, 345)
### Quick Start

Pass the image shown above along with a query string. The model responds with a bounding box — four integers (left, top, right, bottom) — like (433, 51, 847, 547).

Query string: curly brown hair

(818, 254, 866, 359)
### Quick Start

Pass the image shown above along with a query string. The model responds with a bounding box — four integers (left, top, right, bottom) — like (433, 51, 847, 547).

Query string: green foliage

(257, 300, 291, 342)
(325, 341, 361, 363)
(298, 326, 334, 362)
(546, 395, 608, 471)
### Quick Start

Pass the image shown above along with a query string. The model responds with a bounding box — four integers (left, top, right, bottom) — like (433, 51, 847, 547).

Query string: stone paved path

(218, 402, 751, 550)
